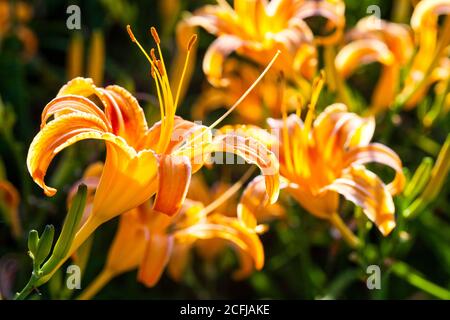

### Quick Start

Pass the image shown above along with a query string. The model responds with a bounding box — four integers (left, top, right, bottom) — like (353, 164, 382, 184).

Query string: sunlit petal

(323, 165, 396, 236)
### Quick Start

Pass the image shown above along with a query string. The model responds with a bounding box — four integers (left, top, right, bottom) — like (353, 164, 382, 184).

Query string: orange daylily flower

(192, 59, 303, 124)
(78, 195, 265, 299)
(26, 27, 280, 277)
(398, 0, 450, 109)
(239, 76, 405, 247)
(0, 179, 21, 239)
(0, 0, 38, 59)
(335, 15, 414, 113)
(181, 0, 345, 87)
(178, 172, 284, 278)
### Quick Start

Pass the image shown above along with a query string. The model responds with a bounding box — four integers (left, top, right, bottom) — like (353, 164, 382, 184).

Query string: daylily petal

(335, 39, 395, 78)
(57, 77, 109, 107)
(323, 165, 396, 236)
(343, 143, 406, 195)
(232, 246, 255, 280)
(294, 0, 346, 45)
(144, 116, 212, 173)
(105, 209, 148, 275)
(411, 0, 450, 32)
(167, 241, 192, 282)
(175, 214, 264, 271)
(238, 175, 286, 230)
(203, 35, 243, 87)
(101, 85, 148, 147)
(352, 16, 413, 64)
(27, 112, 109, 196)
(286, 183, 339, 219)
(137, 233, 174, 287)
(208, 132, 280, 204)
(153, 154, 192, 217)
(56, 77, 148, 148)
(313, 104, 375, 156)
(92, 144, 159, 222)
(41, 95, 109, 129)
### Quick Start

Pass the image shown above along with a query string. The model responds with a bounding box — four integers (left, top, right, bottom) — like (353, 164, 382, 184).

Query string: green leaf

(403, 157, 433, 203)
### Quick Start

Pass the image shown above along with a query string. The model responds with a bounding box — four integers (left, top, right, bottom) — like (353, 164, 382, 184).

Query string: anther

(150, 26, 160, 44)
(126, 25, 136, 42)
(187, 34, 197, 51)
(150, 48, 157, 62)
(157, 60, 165, 76)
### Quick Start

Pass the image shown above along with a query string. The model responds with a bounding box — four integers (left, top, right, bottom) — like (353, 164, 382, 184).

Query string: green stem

(14, 273, 39, 300)
(391, 261, 450, 300)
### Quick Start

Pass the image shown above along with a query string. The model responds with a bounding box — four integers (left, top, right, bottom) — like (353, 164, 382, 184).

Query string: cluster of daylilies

(1, 0, 449, 300)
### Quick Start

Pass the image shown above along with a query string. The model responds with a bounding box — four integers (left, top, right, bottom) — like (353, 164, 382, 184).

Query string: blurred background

(0, 0, 449, 299)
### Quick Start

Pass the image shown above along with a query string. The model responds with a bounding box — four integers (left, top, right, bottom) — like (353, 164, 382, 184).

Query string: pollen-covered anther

(126, 25, 136, 42)
(187, 34, 197, 51)
(150, 48, 157, 62)
(157, 60, 165, 76)
(150, 26, 160, 44)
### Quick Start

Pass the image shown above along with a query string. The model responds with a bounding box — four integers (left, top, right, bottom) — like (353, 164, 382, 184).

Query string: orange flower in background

(398, 0, 450, 109)
(192, 59, 303, 124)
(78, 187, 265, 300)
(181, 0, 345, 87)
(335, 15, 414, 113)
(239, 75, 405, 247)
(0, 0, 38, 59)
(0, 179, 21, 239)
(26, 27, 280, 280)
(180, 172, 284, 275)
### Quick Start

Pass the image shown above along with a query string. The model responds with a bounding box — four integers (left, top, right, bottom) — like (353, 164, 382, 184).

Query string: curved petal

(26, 112, 110, 196)
(313, 103, 375, 153)
(353, 16, 413, 64)
(175, 214, 264, 271)
(57, 77, 109, 107)
(411, 0, 450, 32)
(343, 143, 405, 195)
(335, 39, 395, 78)
(153, 154, 192, 217)
(56, 78, 148, 149)
(232, 246, 255, 280)
(294, 0, 346, 45)
(237, 175, 286, 230)
(286, 183, 339, 219)
(137, 233, 174, 287)
(323, 165, 396, 236)
(143, 116, 213, 173)
(203, 35, 243, 87)
(41, 95, 109, 129)
(208, 132, 280, 204)
(102, 85, 148, 147)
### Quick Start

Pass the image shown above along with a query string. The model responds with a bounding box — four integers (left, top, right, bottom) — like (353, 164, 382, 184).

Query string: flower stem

(77, 269, 114, 300)
(391, 261, 450, 300)
(14, 273, 39, 300)
(329, 213, 361, 249)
